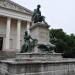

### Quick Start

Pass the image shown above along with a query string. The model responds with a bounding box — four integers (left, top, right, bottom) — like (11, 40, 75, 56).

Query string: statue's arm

(30, 35, 34, 40)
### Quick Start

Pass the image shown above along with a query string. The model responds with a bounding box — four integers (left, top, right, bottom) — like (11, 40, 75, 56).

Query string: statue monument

(32, 4, 47, 24)
(0, 5, 65, 75)
(20, 4, 54, 53)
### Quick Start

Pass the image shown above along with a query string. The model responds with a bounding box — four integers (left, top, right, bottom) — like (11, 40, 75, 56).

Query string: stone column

(5, 17, 11, 50)
(27, 22, 30, 34)
(16, 20, 21, 52)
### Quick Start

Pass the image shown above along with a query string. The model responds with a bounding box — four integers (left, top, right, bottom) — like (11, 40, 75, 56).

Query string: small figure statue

(32, 5, 47, 24)
(20, 31, 38, 53)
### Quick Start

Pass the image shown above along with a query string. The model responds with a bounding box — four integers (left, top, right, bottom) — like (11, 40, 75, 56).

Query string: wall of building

(0, 17, 27, 52)
(20, 21, 27, 48)
(0, 17, 6, 50)
(10, 19, 27, 51)
(10, 19, 17, 51)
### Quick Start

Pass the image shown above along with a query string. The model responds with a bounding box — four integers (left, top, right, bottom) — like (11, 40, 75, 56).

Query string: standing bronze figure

(20, 31, 38, 53)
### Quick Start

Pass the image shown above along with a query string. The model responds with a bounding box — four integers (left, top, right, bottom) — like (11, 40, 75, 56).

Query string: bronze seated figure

(32, 5, 46, 24)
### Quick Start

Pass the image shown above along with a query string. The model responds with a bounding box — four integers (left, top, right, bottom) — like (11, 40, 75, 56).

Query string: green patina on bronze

(20, 5, 52, 53)
(32, 5, 46, 24)
(20, 31, 52, 53)
(20, 31, 50, 53)
(20, 31, 38, 53)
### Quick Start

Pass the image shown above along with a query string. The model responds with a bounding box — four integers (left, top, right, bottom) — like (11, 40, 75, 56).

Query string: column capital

(27, 21, 31, 23)
(7, 17, 11, 19)
(17, 19, 22, 22)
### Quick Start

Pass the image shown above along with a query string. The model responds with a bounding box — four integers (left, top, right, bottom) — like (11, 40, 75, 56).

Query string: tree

(49, 29, 67, 53)
(49, 29, 75, 58)
(63, 34, 75, 58)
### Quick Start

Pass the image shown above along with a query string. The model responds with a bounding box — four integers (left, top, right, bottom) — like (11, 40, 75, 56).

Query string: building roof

(0, 0, 32, 15)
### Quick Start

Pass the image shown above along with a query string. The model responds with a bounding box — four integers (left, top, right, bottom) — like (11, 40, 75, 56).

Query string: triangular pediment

(0, 0, 32, 14)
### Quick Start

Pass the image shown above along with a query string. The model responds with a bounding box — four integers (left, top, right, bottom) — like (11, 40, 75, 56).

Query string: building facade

(0, 0, 32, 53)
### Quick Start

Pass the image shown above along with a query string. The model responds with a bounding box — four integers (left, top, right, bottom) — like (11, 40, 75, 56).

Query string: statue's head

(37, 4, 41, 8)
(25, 31, 28, 35)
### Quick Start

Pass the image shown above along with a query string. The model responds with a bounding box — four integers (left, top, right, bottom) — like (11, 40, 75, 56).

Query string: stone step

(0, 51, 16, 60)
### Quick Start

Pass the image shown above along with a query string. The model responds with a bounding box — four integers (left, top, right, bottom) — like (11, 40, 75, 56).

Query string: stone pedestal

(30, 22, 50, 52)
(1, 54, 75, 75)
(15, 53, 62, 61)
(15, 53, 51, 62)
(30, 22, 50, 45)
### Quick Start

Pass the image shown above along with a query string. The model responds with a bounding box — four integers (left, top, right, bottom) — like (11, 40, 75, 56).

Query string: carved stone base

(15, 53, 62, 62)
(30, 22, 50, 45)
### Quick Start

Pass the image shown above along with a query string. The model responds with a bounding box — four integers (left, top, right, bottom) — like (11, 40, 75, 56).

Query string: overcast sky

(11, 0, 75, 35)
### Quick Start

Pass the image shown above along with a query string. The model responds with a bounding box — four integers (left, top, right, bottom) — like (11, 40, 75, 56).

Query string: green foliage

(49, 29, 75, 58)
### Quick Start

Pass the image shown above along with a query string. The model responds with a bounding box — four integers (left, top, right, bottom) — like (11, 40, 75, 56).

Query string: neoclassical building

(0, 0, 32, 53)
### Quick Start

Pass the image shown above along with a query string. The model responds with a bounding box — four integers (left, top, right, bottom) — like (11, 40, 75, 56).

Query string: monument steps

(0, 51, 16, 60)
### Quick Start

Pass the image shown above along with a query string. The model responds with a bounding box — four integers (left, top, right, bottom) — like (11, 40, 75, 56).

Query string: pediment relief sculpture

(0, 0, 32, 14)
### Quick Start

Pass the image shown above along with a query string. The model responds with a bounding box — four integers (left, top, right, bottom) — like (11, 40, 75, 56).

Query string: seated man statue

(20, 31, 38, 53)
(32, 5, 47, 24)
